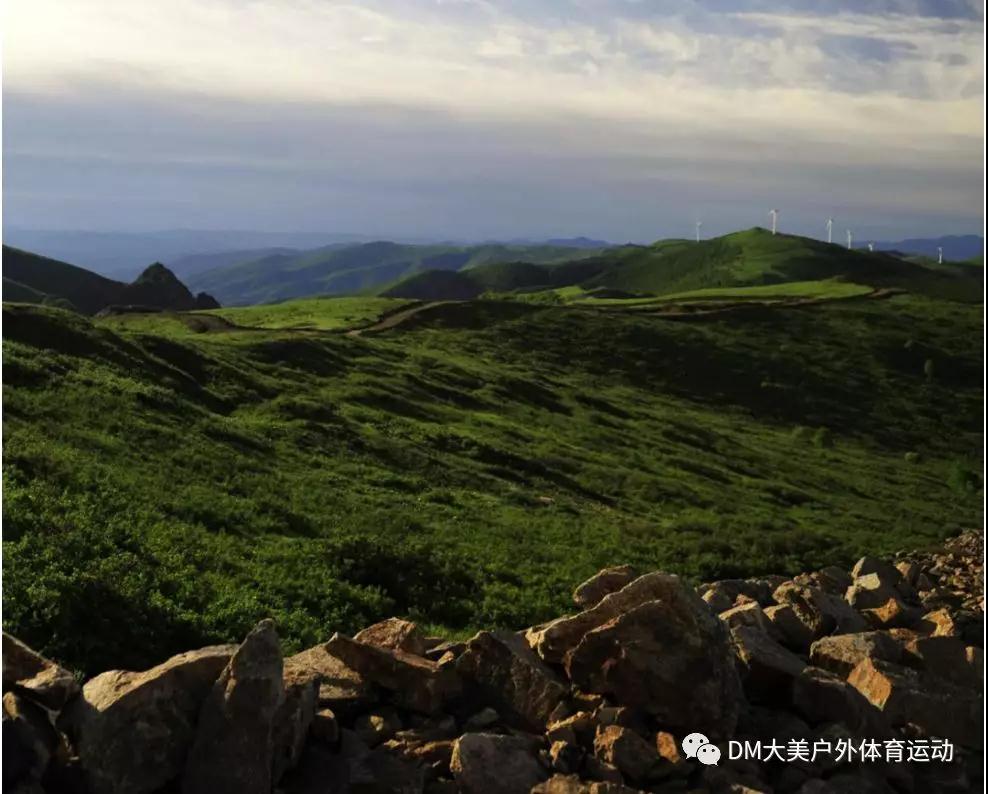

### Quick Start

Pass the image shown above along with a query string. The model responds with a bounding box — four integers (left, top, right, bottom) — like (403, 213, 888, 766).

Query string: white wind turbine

(826, 218, 833, 244)
(846, 229, 853, 250)
(695, 221, 702, 243)
(769, 209, 779, 235)
(938, 246, 944, 264)
(867, 242, 874, 252)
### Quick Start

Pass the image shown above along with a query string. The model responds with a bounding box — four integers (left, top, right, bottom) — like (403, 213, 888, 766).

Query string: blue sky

(2, 0, 983, 242)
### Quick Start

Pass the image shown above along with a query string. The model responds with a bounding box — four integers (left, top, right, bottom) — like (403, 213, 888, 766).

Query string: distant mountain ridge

(381, 228, 984, 303)
(1, 245, 220, 315)
(187, 241, 609, 305)
(868, 235, 983, 261)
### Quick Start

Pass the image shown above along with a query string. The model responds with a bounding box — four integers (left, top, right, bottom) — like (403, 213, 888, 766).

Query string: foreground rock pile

(3, 531, 983, 794)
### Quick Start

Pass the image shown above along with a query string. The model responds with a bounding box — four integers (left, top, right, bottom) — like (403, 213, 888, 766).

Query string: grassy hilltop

(3, 242, 982, 674)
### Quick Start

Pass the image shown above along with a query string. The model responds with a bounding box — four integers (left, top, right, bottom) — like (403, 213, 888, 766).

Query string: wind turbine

(769, 209, 779, 235)
(695, 221, 702, 243)
(826, 218, 833, 244)
(846, 229, 853, 250)
(938, 246, 943, 265)
(867, 242, 874, 252)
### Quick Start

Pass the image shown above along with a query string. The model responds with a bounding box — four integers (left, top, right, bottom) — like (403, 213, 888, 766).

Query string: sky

(2, 0, 984, 243)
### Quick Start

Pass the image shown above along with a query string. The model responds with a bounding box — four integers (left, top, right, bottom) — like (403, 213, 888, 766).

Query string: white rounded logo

(681, 732, 710, 759)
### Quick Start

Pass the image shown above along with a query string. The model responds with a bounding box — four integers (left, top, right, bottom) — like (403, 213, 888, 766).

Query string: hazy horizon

(3, 1, 984, 242)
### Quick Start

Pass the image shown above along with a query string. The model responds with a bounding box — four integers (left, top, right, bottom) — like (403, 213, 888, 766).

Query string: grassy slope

(2, 293, 981, 674)
(2, 245, 127, 314)
(188, 242, 606, 305)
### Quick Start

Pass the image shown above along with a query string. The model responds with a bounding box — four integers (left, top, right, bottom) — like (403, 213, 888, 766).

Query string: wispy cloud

(1, 0, 982, 238)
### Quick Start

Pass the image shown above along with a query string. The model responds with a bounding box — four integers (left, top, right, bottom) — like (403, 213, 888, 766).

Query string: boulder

(284, 641, 376, 720)
(573, 566, 638, 609)
(847, 657, 982, 748)
(914, 608, 960, 638)
(764, 604, 816, 651)
(450, 733, 546, 794)
(310, 708, 339, 745)
(844, 574, 902, 612)
(455, 630, 567, 731)
(701, 584, 736, 613)
(851, 557, 902, 586)
(899, 636, 982, 689)
(859, 597, 916, 630)
(3, 691, 59, 787)
(808, 632, 902, 678)
(62, 644, 234, 794)
(529, 572, 695, 664)
(774, 583, 867, 638)
(731, 625, 806, 703)
(593, 725, 656, 782)
(794, 566, 853, 596)
(182, 620, 284, 794)
(547, 711, 594, 746)
(548, 739, 584, 773)
(354, 618, 429, 656)
(790, 666, 888, 737)
(719, 602, 775, 634)
(272, 666, 319, 783)
(2, 633, 79, 711)
(324, 633, 460, 715)
(565, 581, 742, 739)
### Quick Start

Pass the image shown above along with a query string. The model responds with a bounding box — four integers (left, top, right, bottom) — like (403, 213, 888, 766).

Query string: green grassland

(188, 242, 607, 306)
(2, 288, 981, 676)
(206, 297, 413, 331)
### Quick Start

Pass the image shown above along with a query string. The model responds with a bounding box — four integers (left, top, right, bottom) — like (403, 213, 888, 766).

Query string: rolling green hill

(187, 241, 608, 305)
(2, 245, 220, 314)
(381, 228, 983, 304)
(2, 288, 981, 674)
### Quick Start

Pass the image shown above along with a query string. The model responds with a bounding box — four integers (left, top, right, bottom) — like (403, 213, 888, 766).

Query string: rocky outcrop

(3, 529, 982, 793)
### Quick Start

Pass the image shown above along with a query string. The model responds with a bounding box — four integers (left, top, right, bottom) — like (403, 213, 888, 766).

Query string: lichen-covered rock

(182, 620, 284, 794)
(324, 634, 460, 715)
(573, 565, 638, 609)
(354, 618, 429, 656)
(63, 644, 235, 794)
(566, 577, 742, 740)
(809, 632, 903, 678)
(455, 630, 567, 731)
(2, 633, 79, 711)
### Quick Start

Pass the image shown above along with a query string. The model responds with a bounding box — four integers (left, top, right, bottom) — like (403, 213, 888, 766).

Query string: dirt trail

(345, 301, 453, 337)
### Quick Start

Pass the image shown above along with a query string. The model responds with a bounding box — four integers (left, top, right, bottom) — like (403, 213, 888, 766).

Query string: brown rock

(182, 620, 284, 794)
(900, 635, 983, 689)
(914, 608, 960, 637)
(851, 557, 902, 586)
(272, 666, 319, 783)
(2, 633, 79, 711)
(764, 604, 816, 651)
(284, 642, 376, 720)
(731, 625, 806, 703)
(701, 584, 736, 613)
(463, 706, 500, 731)
(450, 733, 546, 794)
(847, 657, 982, 748)
(719, 602, 775, 634)
(548, 740, 584, 773)
(310, 708, 339, 745)
(547, 711, 594, 746)
(3, 691, 59, 787)
(593, 725, 656, 783)
(353, 707, 403, 747)
(565, 576, 742, 740)
(859, 597, 916, 630)
(62, 644, 234, 794)
(845, 574, 903, 611)
(808, 632, 902, 678)
(354, 617, 429, 656)
(324, 633, 460, 715)
(529, 572, 696, 664)
(895, 561, 922, 587)
(790, 666, 888, 736)
(774, 583, 867, 638)
(582, 755, 624, 783)
(455, 630, 567, 731)
(574, 565, 639, 609)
